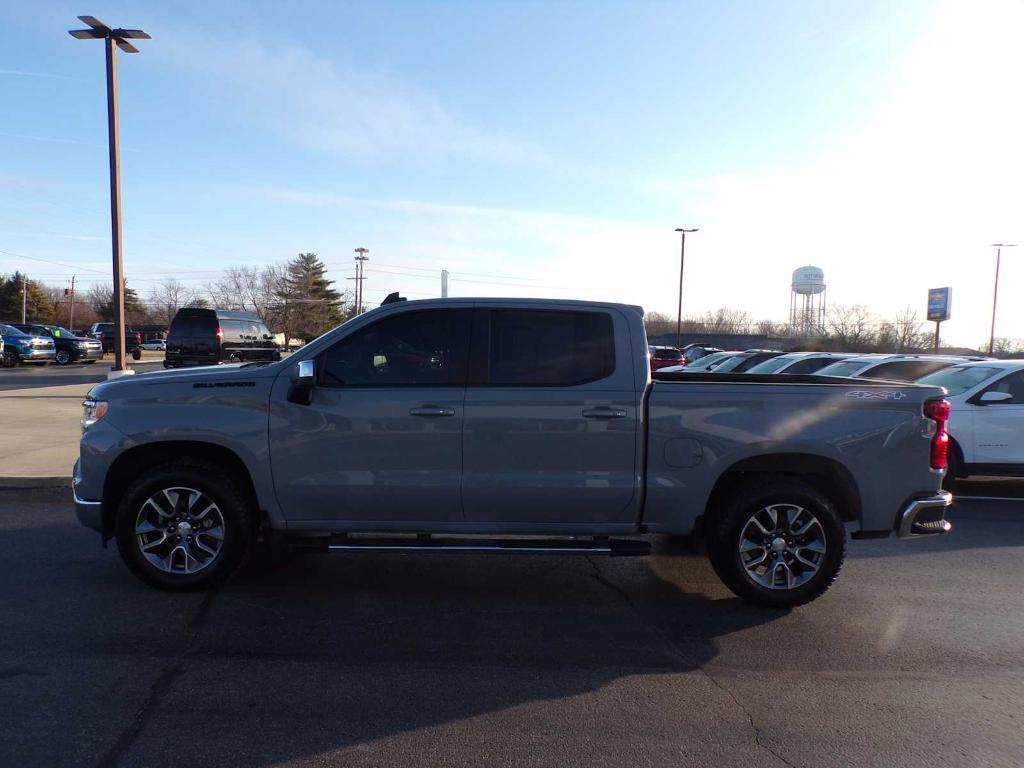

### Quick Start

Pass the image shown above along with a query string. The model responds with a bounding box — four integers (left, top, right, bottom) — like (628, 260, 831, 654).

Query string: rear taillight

(924, 398, 951, 470)
(135, 333, 142, 344)
(215, 326, 223, 341)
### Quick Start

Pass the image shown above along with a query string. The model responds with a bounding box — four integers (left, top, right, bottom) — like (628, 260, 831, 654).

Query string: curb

(0, 476, 73, 490)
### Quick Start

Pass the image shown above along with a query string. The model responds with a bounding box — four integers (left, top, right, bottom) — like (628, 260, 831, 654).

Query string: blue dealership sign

(927, 287, 951, 322)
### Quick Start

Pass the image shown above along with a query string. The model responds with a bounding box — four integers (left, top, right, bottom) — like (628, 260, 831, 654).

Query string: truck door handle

(409, 406, 456, 418)
(582, 407, 627, 419)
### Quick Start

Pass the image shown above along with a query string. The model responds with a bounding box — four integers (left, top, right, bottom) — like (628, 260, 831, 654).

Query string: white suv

(917, 360, 1024, 479)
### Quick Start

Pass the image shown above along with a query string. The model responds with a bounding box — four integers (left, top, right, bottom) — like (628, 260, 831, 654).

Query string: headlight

(81, 399, 108, 432)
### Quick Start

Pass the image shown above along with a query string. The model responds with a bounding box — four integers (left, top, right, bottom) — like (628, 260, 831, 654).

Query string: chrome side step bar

(294, 535, 651, 557)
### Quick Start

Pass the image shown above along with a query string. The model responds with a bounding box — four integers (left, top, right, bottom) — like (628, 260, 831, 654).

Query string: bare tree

(643, 311, 675, 337)
(148, 278, 204, 327)
(826, 304, 877, 351)
(206, 265, 284, 326)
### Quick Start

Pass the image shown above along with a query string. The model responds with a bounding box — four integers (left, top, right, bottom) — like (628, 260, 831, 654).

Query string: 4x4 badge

(845, 390, 907, 400)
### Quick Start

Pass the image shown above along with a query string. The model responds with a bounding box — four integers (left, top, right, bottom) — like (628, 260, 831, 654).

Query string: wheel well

(102, 441, 259, 537)
(704, 453, 862, 525)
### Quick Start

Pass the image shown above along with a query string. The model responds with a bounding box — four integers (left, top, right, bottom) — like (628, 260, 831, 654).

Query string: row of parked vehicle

(0, 309, 283, 369)
(649, 344, 1024, 482)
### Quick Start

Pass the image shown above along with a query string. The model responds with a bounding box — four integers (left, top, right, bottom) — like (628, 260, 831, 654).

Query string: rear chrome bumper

(896, 491, 953, 539)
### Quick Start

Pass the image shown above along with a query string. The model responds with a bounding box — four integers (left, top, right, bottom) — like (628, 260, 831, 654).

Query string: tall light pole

(989, 243, 1017, 355)
(674, 227, 699, 349)
(354, 247, 369, 313)
(69, 16, 149, 375)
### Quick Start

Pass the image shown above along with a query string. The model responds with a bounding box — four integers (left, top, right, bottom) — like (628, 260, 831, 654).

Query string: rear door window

(476, 309, 615, 386)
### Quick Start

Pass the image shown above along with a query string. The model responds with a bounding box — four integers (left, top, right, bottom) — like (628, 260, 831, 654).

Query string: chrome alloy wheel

(738, 503, 826, 590)
(135, 487, 225, 574)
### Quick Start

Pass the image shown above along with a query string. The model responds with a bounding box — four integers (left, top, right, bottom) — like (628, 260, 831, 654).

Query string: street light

(989, 243, 1017, 355)
(68, 16, 150, 375)
(674, 227, 699, 349)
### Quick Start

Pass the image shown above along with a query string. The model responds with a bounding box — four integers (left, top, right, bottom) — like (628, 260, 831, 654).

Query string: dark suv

(10, 323, 103, 365)
(89, 323, 143, 360)
(165, 308, 280, 368)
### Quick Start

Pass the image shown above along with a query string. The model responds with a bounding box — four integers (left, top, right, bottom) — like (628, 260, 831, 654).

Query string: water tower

(789, 265, 826, 335)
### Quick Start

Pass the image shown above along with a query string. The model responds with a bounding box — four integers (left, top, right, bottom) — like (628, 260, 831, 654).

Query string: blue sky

(2, 0, 1021, 344)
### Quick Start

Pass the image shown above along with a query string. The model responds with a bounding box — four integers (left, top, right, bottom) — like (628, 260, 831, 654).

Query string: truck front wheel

(115, 461, 253, 591)
(706, 479, 846, 608)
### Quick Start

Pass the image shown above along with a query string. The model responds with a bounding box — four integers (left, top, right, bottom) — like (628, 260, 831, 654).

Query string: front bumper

(896, 491, 953, 538)
(76, 345, 104, 360)
(73, 460, 103, 532)
(19, 347, 56, 360)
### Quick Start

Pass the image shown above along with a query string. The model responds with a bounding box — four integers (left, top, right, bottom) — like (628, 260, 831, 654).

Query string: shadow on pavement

(0, 500, 782, 767)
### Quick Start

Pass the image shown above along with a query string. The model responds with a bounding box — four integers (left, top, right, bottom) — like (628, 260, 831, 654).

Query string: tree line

(0, 253, 349, 344)
(645, 305, 1023, 356)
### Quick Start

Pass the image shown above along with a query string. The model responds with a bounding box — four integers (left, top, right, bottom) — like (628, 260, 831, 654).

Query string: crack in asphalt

(583, 556, 798, 768)
(94, 590, 217, 768)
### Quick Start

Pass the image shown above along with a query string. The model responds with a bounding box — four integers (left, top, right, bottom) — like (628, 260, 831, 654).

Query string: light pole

(674, 227, 699, 349)
(69, 16, 149, 375)
(989, 243, 1017, 355)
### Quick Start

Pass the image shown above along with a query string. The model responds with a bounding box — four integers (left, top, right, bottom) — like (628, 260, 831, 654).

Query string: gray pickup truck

(74, 298, 953, 606)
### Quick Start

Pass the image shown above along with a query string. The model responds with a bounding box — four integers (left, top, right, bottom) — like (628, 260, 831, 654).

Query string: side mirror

(287, 359, 315, 405)
(978, 390, 1013, 405)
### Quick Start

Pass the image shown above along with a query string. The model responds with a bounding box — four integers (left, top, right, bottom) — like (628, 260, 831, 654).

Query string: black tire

(131, 348, 142, 361)
(55, 348, 72, 365)
(1, 349, 17, 368)
(706, 478, 846, 608)
(115, 460, 254, 591)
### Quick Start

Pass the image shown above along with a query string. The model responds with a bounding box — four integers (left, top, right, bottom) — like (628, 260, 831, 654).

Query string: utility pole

(352, 247, 369, 314)
(69, 16, 149, 376)
(21, 273, 27, 322)
(441, 269, 449, 298)
(674, 227, 699, 349)
(989, 243, 1017, 355)
(68, 275, 77, 330)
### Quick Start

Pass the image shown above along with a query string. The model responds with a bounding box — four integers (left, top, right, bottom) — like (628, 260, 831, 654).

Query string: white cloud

(159, 36, 543, 165)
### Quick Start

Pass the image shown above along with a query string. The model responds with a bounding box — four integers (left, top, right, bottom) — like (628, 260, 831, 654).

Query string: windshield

(0, 324, 28, 337)
(815, 360, 867, 377)
(689, 351, 734, 370)
(916, 365, 1003, 395)
(49, 326, 74, 338)
(710, 354, 751, 372)
(651, 348, 682, 360)
(745, 356, 793, 374)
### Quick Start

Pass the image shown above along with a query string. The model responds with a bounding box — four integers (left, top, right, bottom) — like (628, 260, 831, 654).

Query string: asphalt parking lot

(0, 359, 165, 392)
(1, 489, 1021, 767)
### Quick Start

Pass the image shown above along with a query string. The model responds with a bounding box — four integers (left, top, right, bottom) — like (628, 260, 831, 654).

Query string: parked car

(815, 354, 964, 382)
(681, 343, 723, 365)
(648, 345, 684, 371)
(89, 323, 143, 360)
(658, 350, 741, 374)
(0, 323, 56, 367)
(916, 360, 1024, 481)
(165, 308, 281, 368)
(690, 349, 785, 373)
(140, 338, 167, 351)
(10, 323, 103, 365)
(745, 352, 855, 375)
(74, 298, 952, 607)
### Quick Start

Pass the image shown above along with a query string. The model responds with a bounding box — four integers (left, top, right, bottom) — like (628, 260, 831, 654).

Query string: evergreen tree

(90, 282, 146, 324)
(275, 253, 343, 342)
(0, 272, 56, 322)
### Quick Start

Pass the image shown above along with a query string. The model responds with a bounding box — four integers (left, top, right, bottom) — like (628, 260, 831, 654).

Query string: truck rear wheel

(115, 461, 253, 591)
(706, 479, 846, 608)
